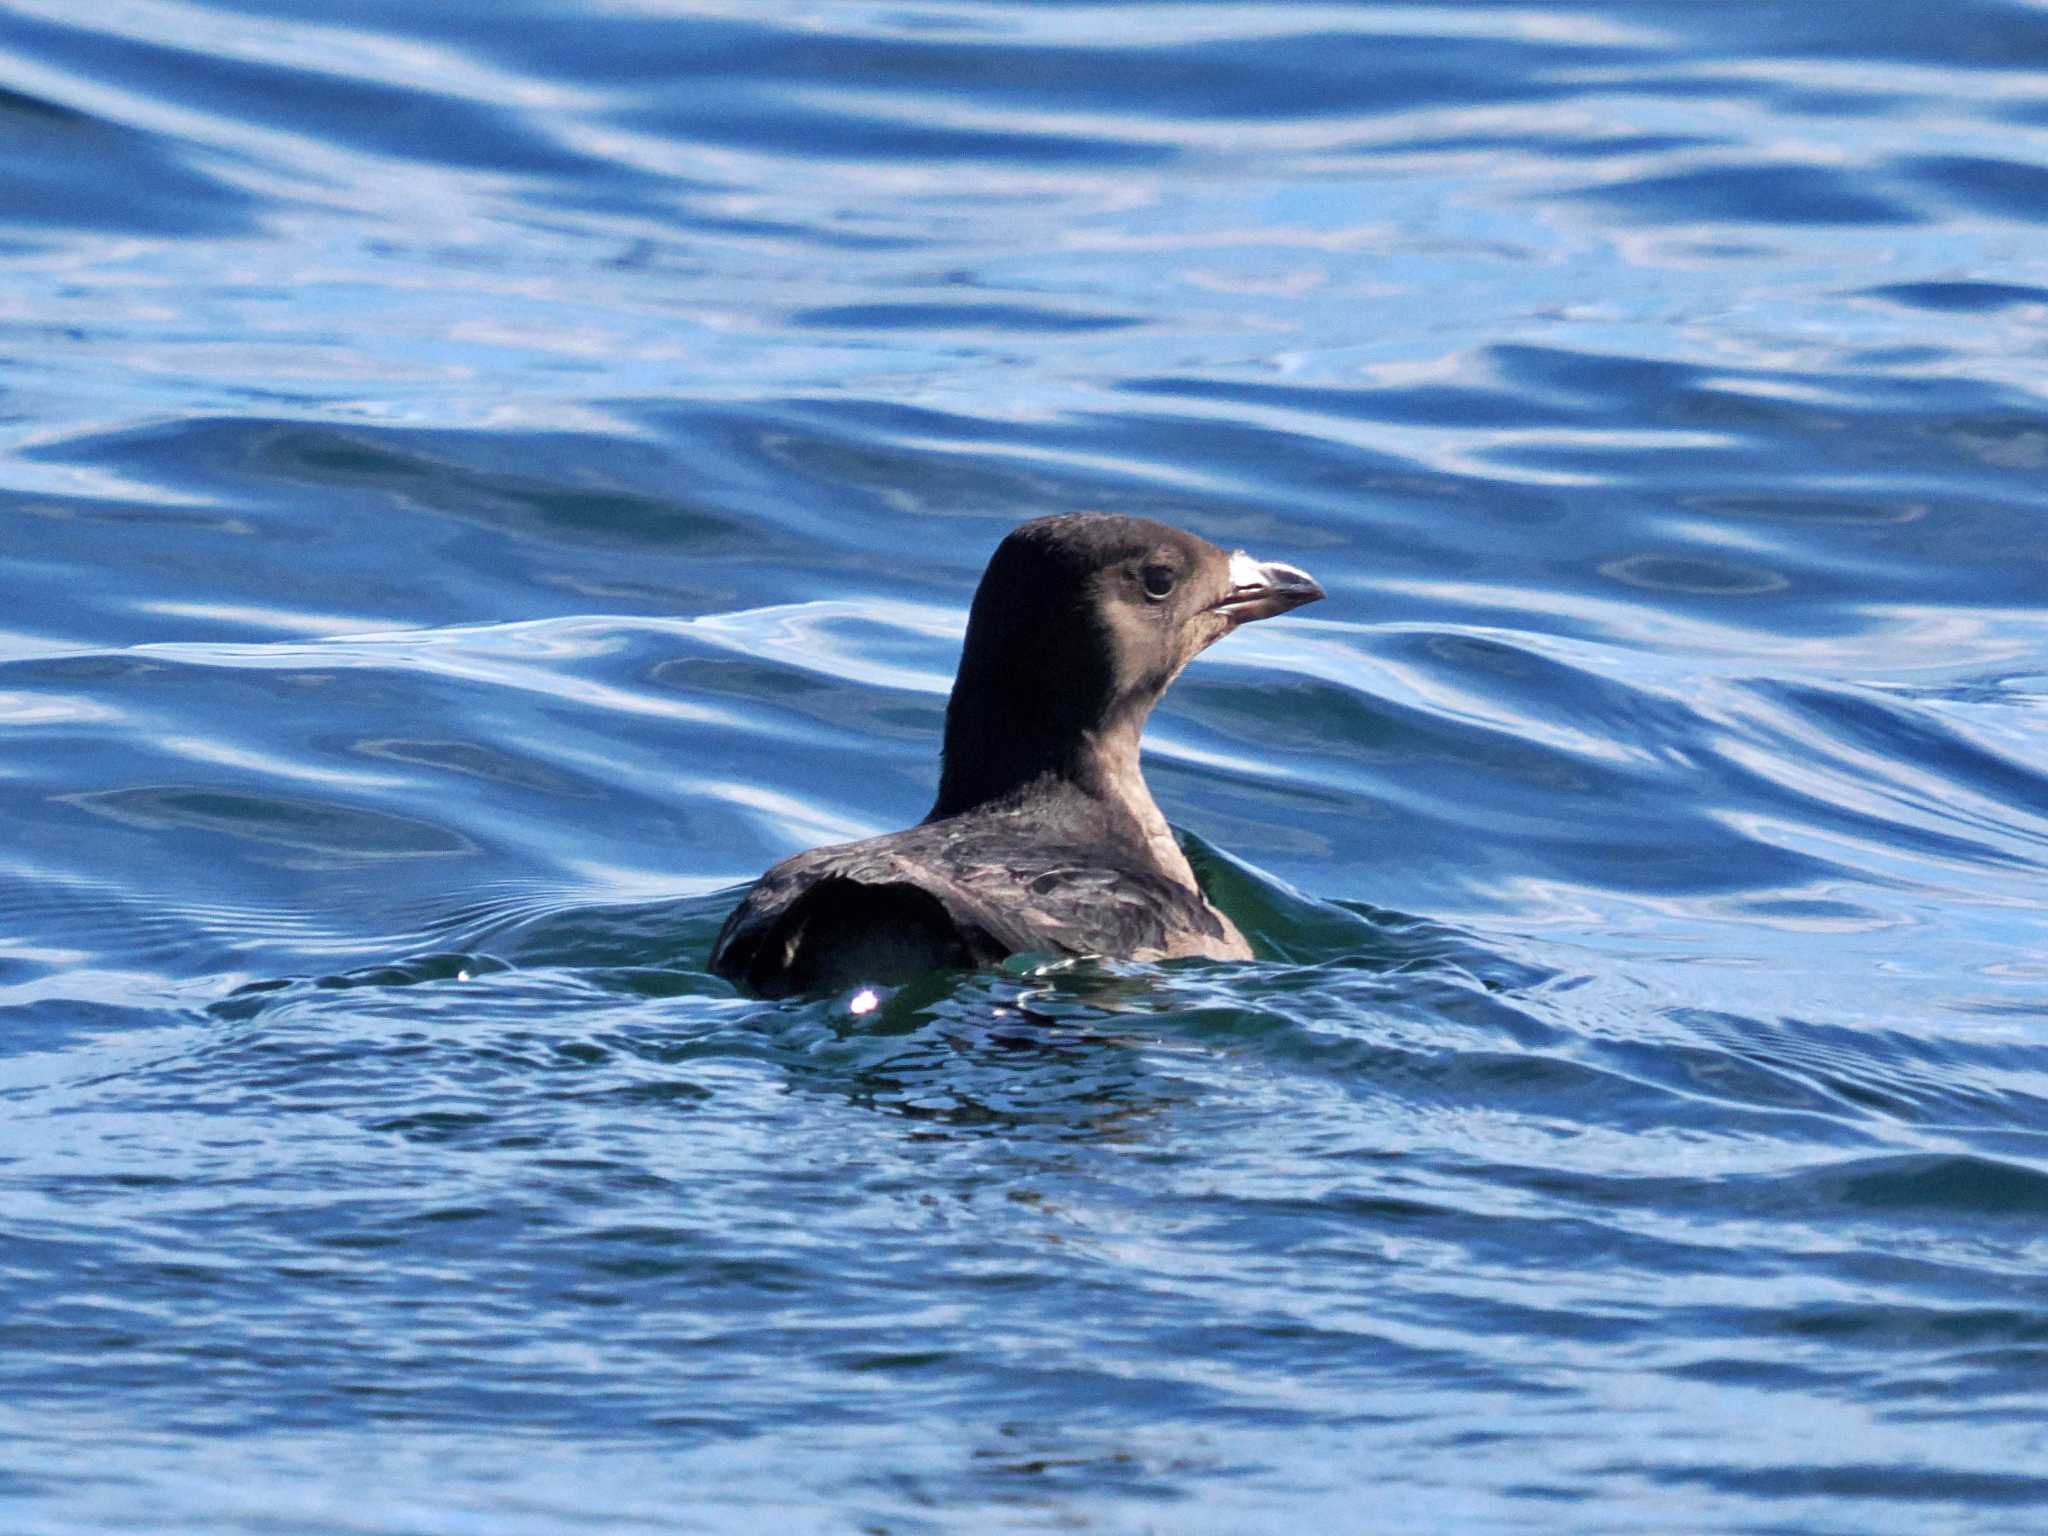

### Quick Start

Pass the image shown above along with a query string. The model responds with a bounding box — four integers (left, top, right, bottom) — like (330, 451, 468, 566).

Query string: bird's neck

(928, 705, 1199, 893)
(1074, 720, 1201, 892)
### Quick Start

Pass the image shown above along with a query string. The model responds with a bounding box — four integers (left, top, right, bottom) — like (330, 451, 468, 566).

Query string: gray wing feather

(708, 840, 1038, 994)
(709, 818, 1240, 995)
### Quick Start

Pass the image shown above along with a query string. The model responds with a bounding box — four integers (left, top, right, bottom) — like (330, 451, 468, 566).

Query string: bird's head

(932, 512, 1323, 817)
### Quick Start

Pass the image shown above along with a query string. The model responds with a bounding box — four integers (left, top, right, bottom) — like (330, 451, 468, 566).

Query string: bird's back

(708, 801, 1247, 996)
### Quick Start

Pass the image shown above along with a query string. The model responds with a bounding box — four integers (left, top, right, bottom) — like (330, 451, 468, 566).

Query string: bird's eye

(1140, 563, 1177, 600)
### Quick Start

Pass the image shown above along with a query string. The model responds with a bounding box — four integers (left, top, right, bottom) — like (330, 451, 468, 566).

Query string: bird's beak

(1212, 549, 1325, 624)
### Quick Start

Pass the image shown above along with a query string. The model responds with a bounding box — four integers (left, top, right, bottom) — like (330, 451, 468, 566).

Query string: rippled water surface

(6, 2, 2048, 1530)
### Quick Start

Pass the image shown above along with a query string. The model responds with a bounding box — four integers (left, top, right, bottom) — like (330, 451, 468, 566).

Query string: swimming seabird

(709, 512, 1323, 995)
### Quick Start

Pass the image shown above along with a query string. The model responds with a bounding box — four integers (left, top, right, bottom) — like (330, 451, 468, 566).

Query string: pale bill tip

(1261, 558, 1315, 589)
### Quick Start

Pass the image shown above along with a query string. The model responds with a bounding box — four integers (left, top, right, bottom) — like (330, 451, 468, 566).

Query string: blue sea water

(4, 1, 2048, 1530)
